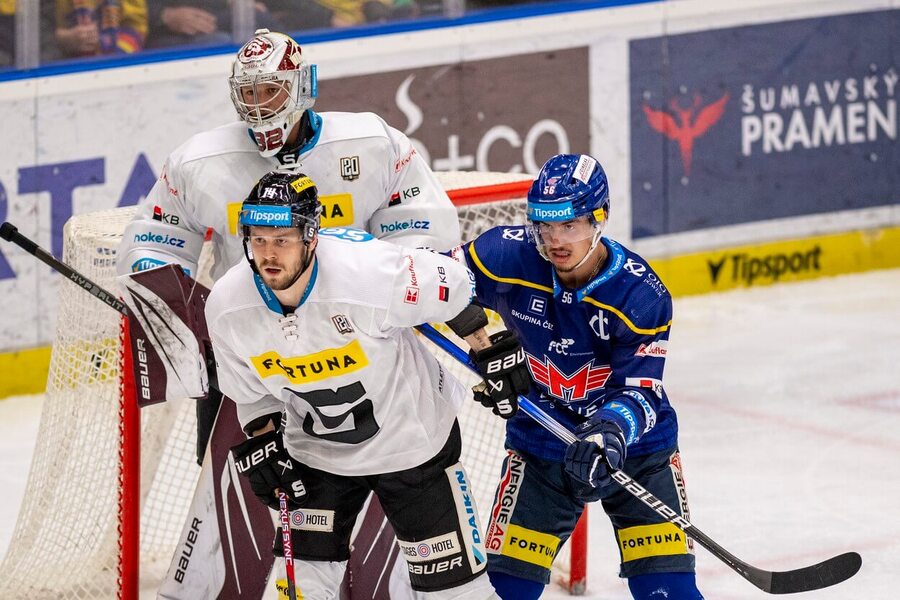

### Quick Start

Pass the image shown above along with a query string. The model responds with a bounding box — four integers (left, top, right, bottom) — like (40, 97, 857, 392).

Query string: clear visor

(528, 215, 602, 249)
(246, 231, 305, 250)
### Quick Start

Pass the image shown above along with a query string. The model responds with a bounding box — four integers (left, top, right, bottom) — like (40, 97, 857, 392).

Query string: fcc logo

(340, 156, 360, 181)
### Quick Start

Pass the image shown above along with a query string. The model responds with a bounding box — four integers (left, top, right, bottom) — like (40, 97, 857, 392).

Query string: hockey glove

(231, 430, 307, 510)
(564, 419, 627, 489)
(469, 330, 531, 419)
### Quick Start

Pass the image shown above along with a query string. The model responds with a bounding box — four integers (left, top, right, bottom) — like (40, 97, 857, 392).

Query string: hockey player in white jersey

(116, 26, 459, 462)
(114, 28, 462, 600)
(208, 171, 506, 599)
(118, 28, 458, 283)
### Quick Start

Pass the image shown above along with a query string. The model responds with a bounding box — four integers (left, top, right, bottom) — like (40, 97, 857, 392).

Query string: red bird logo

(642, 93, 729, 176)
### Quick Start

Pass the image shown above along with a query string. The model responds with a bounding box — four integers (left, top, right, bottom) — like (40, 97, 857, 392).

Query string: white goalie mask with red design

(229, 29, 318, 157)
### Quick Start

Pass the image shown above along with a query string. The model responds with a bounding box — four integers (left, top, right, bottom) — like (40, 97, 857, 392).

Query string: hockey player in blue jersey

(460, 154, 704, 599)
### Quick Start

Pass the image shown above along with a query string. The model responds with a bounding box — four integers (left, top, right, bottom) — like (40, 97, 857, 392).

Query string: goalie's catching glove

(564, 419, 627, 489)
(469, 330, 531, 419)
(231, 430, 307, 510)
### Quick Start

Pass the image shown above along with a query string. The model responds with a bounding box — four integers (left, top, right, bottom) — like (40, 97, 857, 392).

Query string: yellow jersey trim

(467, 244, 554, 294)
(581, 296, 672, 336)
(468, 243, 669, 336)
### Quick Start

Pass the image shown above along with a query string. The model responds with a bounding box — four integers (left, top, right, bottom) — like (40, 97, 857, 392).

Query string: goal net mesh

(0, 171, 581, 599)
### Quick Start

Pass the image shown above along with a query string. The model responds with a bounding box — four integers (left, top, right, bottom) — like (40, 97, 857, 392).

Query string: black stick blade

(764, 552, 862, 594)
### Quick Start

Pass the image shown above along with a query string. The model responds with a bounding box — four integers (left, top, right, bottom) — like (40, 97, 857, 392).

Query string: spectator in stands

(314, 0, 418, 28)
(468, 0, 545, 7)
(145, 0, 279, 49)
(265, 0, 333, 33)
(265, 0, 418, 36)
(55, 0, 147, 58)
(0, 0, 14, 66)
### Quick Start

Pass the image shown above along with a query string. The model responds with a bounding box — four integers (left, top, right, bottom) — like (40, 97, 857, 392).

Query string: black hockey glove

(231, 430, 307, 510)
(469, 330, 531, 419)
(564, 419, 627, 489)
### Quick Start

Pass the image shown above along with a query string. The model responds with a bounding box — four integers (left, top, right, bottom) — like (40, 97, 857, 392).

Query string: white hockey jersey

(116, 111, 461, 279)
(205, 229, 476, 475)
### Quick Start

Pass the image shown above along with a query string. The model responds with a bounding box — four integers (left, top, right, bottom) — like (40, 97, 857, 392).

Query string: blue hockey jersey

(460, 226, 679, 463)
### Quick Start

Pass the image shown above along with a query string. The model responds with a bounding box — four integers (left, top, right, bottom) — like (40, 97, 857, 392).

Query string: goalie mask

(240, 171, 322, 285)
(526, 154, 610, 269)
(230, 29, 318, 158)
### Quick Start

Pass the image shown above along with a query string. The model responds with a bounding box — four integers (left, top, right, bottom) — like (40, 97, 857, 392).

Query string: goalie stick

(1, 221, 130, 316)
(415, 323, 862, 595)
(0, 222, 295, 597)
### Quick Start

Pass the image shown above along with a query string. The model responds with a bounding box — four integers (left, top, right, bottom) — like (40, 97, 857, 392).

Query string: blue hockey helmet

(527, 154, 609, 224)
(526, 154, 610, 262)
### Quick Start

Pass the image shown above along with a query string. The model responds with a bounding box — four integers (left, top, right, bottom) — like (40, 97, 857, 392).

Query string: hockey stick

(2, 222, 302, 597)
(1, 221, 130, 316)
(415, 323, 862, 595)
(277, 490, 299, 600)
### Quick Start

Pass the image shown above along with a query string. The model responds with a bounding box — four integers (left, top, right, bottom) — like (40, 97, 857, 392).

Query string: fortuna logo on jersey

(250, 340, 368, 384)
(527, 354, 611, 403)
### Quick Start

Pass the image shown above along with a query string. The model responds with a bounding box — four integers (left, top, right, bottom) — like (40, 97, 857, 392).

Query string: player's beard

(258, 246, 308, 291)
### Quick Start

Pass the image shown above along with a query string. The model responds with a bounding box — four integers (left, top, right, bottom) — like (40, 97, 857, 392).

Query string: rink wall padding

(1, 0, 897, 398)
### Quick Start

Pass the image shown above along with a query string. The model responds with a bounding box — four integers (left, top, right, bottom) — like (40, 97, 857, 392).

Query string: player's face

(535, 217, 595, 273)
(248, 226, 307, 290)
(239, 81, 291, 121)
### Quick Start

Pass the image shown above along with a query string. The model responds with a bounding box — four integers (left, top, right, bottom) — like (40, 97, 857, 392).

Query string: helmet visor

(529, 216, 600, 249)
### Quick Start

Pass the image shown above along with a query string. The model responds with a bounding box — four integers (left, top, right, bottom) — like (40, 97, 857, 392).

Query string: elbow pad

(117, 219, 204, 277)
(446, 303, 489, 338)
(369, 203, 461, 252)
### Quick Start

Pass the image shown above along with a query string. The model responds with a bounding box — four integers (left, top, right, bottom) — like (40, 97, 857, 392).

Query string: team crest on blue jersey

(526, 354, 611, 403)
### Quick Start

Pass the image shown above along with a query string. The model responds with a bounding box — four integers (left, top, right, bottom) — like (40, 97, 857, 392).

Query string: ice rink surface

(2, 268, 898, 599)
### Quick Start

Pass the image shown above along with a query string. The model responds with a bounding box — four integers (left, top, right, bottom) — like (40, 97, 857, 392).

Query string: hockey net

(0, 171, 586, 599)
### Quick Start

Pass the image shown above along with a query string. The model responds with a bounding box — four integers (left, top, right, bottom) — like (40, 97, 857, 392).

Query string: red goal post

(0, 171, 587, 599)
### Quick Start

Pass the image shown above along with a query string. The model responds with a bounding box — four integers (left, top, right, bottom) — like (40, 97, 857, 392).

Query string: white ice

(2, 268, 898, 599)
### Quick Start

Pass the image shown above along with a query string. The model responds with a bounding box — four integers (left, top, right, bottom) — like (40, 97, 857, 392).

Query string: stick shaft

(1, 221, 129, 316)
(278, 491, 298, 600)
(415, 323, 861, 594)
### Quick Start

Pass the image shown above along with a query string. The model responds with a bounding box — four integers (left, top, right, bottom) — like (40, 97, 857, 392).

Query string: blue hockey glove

(564, 419, 627, 489)
(470, 330, 531, 419)
(231, 430, 308, 510)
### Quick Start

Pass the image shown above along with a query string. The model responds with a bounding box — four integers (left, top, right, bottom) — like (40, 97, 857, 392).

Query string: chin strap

(283, 242, 315, 290)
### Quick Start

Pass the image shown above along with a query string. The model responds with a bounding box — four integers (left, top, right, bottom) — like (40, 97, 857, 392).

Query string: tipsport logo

(241, 206, 292, 227)
(526, 201, 575, 221)
(641, 93, 730, 177)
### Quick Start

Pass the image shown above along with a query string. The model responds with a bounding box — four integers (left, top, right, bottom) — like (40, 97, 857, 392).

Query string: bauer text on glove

(231, 430, 307, 510)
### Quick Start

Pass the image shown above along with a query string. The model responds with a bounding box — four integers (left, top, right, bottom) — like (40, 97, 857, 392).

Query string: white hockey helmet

(229, 29, 318, 157)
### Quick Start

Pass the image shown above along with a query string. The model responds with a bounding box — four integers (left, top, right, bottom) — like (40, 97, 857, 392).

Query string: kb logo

(340, 156, 360, 181)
